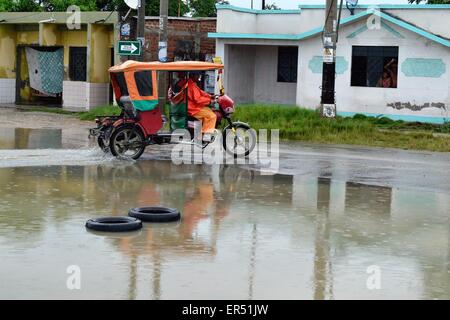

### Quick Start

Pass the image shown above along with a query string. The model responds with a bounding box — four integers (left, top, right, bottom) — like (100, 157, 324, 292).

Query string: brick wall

(138, 17, 216, 62)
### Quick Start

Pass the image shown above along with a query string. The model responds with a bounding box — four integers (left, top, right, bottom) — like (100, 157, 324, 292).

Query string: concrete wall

(384, 9, 450, 39)
(63, 81, 87, 110)
(225, 45, 255, 103)
(0, 79, 15, 104)
(222, 44, 297, 105)
(0, 25, 17, 80)
(88, 24, 112, 84)
(61, 30, 87, 79)
(255, 14, 303, 35)
(216, 10, 257, 34)
(214, 6, 450, 122)
(216, 7, 353, 35)
(297, 19, 450, 120)
(0, 12, 117, 109)
(253, 46, 297, 104)
(217, 7, 450, 39)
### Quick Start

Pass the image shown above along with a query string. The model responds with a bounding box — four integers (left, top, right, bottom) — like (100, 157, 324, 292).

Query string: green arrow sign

(118, 40, 141, 56)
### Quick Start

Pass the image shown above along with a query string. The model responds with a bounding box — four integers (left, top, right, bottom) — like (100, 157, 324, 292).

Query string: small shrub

(353, 113, 367, 120)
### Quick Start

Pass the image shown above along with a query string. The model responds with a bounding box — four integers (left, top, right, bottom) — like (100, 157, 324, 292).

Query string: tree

(45, 0, 97, 11)
(0, 0, 99, 12)
(0, 0, 42, 11)
(146, 0, 189, 17)
(264, 3, 280, 10)
(408, 0, 450, 3)
(189, 0, 229, 17)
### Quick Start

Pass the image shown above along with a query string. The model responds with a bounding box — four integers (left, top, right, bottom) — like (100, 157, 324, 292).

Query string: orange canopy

(109, 60, 224, 73)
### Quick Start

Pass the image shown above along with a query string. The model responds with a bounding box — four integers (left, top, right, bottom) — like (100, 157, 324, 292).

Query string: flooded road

(0, 109, 449, 299)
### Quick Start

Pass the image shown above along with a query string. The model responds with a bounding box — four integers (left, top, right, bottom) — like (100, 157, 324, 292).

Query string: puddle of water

(0, 161, 448, 299)
(0, 128, 62, 150)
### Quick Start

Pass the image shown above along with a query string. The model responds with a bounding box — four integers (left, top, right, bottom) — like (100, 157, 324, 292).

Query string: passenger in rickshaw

(170, 71, 217, 142)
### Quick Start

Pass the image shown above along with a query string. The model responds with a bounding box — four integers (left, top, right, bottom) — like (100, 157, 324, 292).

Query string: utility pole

(158, 0, 169, 107)
(137, 0, 146, 62)
(320, 0, 338, 118)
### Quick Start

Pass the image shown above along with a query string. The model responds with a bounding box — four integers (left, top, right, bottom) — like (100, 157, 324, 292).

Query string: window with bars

(351, 46, 399, 88)
(69, 47, 87, 81)
(277, 46, 298, 83)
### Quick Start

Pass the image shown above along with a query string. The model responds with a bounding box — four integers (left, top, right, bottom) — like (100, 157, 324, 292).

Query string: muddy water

(0, 159, 449, 299)
(0, 110, 449, 299)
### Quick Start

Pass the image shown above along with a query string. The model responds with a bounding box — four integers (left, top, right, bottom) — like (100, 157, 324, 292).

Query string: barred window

(69, 47, 86, 81)
(351, 46, 398, 88)
(277, 46, 298, 83)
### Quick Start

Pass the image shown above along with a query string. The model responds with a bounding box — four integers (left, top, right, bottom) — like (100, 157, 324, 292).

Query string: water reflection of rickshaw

(110, 178, 230, 299)
(89, 61, 256, 160)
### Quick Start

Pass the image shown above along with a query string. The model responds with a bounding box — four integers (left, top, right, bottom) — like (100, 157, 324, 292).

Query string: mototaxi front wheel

(109, 125, 146, 160)
(223, 122, 256, 158)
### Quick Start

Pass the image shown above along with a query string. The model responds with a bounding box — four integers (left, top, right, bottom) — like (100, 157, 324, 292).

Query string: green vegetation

(18, 103, 450, 152)
(72, 103, 450, 152)
(77, 104, 121, 121)
(233, 104, 450, 152)
(0, 0, 227, 17)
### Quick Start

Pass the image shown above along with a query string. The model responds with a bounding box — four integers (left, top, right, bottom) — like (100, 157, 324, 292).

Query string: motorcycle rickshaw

(89, 60, 256, 160)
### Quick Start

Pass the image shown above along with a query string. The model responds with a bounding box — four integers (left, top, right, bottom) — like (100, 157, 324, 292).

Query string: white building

(209, 4, 450, 123)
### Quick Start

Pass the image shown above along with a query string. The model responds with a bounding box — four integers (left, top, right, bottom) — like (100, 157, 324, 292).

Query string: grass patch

(17, 103, 450, 152)
(78, 105, 121, 121)
(233, 104, 450, 152)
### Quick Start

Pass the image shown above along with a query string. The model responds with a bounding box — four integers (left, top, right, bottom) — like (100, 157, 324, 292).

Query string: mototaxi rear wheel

(109, 125, 146, 160)
(98, 136, 109, 153)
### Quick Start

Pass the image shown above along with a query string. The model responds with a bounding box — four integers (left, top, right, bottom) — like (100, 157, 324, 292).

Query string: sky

(229, 0, 411, 9)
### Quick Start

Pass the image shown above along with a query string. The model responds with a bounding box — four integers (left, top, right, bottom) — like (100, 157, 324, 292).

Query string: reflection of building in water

(1, 159, 449, 299)
(314, 177, 333, 300)
(0, 128, 15, 149)
(0, 127, 62, 149)
(15, 128, 62, 149)
(345, 181, 392, 216)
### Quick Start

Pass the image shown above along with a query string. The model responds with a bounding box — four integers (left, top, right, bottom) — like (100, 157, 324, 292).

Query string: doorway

(15, 45, 64, 106)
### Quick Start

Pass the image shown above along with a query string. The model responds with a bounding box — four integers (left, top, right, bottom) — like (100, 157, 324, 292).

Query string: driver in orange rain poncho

(169, 71, 217, 142)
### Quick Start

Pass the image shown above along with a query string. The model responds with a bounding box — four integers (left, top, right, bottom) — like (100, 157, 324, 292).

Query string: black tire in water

(223, 122, 256, 158)
(128, 207, 181, 222)
(109, 125, 145, 160)
(85, 216, 142, 232)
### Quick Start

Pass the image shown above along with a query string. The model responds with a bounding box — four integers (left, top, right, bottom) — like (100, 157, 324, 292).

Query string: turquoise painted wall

(401, 58, 446, 78)
(308, 56, 349, 74)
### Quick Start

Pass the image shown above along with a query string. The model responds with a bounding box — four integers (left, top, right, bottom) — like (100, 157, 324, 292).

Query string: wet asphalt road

(0, 109, 449, 299)
(1, 108, 449, 193)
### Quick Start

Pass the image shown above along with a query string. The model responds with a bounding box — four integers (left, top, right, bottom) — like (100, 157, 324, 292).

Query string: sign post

(118, 40, 141, 56)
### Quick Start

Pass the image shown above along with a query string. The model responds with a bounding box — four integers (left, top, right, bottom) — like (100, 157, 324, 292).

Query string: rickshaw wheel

(109, 125, 145, 160)
(223, 123, 256, 158)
